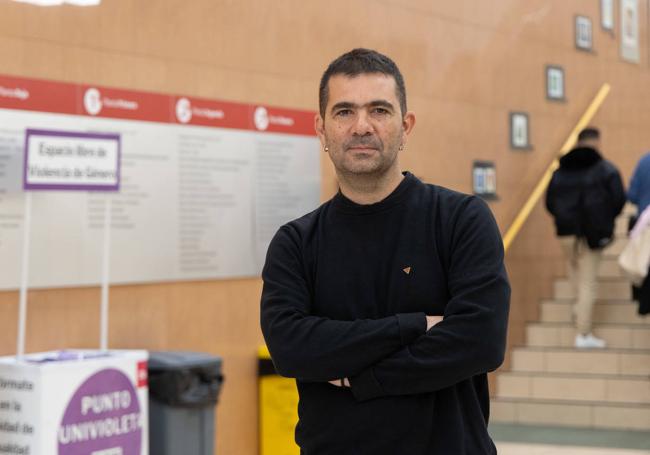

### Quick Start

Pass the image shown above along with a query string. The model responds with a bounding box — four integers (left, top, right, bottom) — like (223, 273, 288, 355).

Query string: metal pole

(100, 195, 111, 351)
(17, 192, 32, 359)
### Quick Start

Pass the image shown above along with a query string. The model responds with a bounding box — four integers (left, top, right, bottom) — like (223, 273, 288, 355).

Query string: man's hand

(426, 315, 443, 331)
(329, 378, 350, 387)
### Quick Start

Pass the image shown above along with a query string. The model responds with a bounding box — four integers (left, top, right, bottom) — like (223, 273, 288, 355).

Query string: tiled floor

(497, 442, 650, 454)
(491, 424, 650, 454)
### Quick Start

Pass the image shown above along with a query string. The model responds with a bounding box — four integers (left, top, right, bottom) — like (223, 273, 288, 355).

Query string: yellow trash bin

(258, 346, 300, 455)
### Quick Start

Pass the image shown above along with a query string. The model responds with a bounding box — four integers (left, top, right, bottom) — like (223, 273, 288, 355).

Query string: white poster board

(575, 15, 593, 51)
(601, 0, 615, 31)
(546, 65, 565, 101)
(621, 0, 640, 63)
(510, 112, 530, 150)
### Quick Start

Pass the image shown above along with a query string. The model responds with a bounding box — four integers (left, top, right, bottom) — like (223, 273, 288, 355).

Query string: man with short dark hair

(546, 127, 625, 349)
(261, 48, 510, 454)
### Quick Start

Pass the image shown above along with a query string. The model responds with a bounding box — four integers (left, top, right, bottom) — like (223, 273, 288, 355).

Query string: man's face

(315, 73, 415, 178)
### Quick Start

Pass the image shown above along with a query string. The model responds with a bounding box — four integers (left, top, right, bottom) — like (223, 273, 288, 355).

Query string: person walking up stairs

(545, 127, 626, 348)
(490, 206, 650, 432)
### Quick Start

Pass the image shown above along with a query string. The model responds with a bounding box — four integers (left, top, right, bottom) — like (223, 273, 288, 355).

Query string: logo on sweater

(403, 267, 412, 275)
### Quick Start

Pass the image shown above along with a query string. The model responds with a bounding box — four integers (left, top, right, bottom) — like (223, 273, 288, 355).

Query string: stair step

(492, 211, 647, 433)
(496, 372, 650, 404)
(539, 300, 647, 325)
(553, 279, 631, 300)
(526, 322, 650, 350)
(510, 347, 650, 376)
(490, 398, 650, 431)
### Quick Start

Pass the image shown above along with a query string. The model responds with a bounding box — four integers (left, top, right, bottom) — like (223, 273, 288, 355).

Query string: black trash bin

(148, 351, 223, 455)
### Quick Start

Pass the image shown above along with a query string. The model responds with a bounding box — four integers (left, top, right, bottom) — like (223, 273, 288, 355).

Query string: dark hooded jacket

(545, 146, 625, 249)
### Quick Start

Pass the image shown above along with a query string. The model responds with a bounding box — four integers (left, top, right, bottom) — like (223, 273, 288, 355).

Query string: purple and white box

(0, 350, 148, 455)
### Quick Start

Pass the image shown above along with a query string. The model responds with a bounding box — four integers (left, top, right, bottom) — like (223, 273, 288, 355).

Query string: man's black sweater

(261, 172, 510, 454)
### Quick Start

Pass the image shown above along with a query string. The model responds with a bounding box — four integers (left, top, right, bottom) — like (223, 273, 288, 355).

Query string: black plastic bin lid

(148, 351, 223, 408)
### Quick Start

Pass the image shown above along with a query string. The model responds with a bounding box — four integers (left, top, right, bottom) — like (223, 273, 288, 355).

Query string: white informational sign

(0, 350, 148, 455)
(24, 129, 120, 191)
(575, 15, 593, 50)
(601, 0, 614, 31)
(510, 112, 530, 149)
(621, 0, 640, 63)
(546, 66, 565, 100)
(472, 161, 497, 199)
(0, 75, 321, 290)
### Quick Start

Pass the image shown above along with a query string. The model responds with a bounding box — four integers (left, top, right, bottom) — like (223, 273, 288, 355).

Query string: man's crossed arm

(328, 315, 444, 388)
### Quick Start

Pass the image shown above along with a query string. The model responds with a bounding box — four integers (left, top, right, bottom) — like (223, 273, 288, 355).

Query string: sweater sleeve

(260, 225, 427, 382)
(349, 197, 510, 401)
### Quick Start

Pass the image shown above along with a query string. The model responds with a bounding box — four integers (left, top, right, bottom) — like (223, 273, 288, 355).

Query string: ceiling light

(66, 0, 101, 4)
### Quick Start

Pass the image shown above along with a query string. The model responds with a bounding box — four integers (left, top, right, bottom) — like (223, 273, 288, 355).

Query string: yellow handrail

(502, 83, 611, 252)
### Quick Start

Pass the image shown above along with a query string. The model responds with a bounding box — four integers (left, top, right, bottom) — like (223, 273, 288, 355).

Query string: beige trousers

(559, 236, 602, 335)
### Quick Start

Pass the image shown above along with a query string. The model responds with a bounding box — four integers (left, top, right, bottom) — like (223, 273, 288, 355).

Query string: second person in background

(546, 127, 625, 349)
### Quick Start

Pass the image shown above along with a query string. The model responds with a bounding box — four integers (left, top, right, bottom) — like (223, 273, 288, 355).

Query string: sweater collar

(331, 171, 419, 215)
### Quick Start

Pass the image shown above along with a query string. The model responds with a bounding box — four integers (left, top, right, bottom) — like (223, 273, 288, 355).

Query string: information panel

(0, 75, 321, 289)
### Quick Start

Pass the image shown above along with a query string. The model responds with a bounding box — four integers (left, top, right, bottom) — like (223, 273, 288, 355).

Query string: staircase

(492, 219, 650, 431)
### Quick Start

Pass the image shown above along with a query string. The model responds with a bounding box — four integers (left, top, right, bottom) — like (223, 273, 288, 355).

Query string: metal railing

(502, 83, 612, 252)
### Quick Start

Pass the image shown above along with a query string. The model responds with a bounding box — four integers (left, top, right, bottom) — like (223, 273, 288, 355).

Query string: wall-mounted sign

(472, 161, 497, 200)
(0, 73, 321, 290)
(24, 129, 120, 191)
(546, 65, 565, 101)
(601, 0, 615, 31)
(509, 112, 531, 150)
(621, 0, 640, 63)
(575, 15, 593, 51)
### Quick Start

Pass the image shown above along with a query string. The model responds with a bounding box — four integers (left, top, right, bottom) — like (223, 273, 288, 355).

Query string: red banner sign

(0, 74, 316, 137)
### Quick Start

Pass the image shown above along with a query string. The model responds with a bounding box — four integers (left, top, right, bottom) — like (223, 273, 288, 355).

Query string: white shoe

(575, 333, 606, 349)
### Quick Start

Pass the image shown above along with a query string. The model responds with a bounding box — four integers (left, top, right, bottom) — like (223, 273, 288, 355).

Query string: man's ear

(315, 114, 327, 150)
(400, 111, 416, 147)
